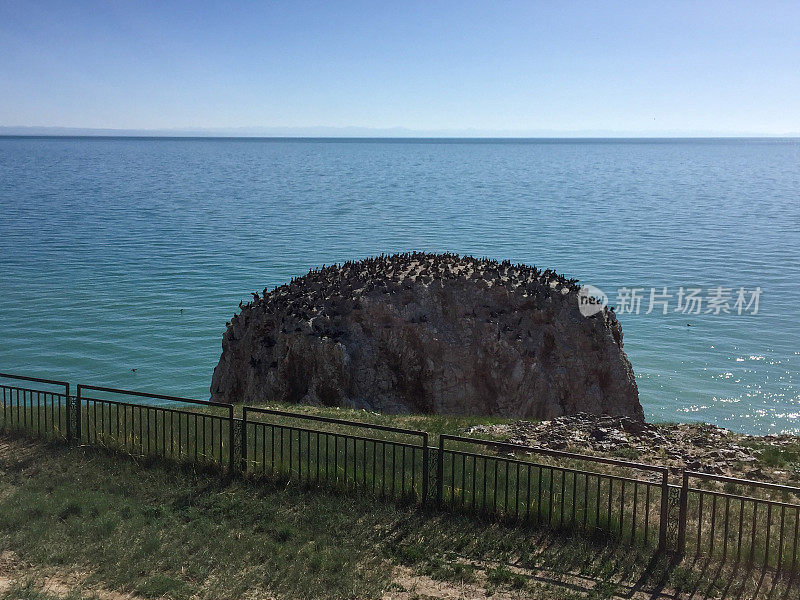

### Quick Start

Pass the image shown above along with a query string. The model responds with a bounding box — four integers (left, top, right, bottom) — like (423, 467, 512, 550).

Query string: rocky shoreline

(467, 413, 799, 481)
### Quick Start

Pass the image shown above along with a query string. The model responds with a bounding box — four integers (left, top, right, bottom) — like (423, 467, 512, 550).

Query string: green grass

(485, 564, 527, 589)
(1, 582, 82, 600)
(610, 447, 640, 461)
(418, 556, 477, 584)
(743, 439, 800, 469)
(0, 437, 393, 599)
(1, 398, 785, 570)
(4, 397, 667, 548)
(668, 565, 702, 593)
(234, 400, 516, 440)
(0, 435, 679, 600)
(1, 435, 799, 599)
(5, 394, 800, 598)
(1, 397, 668, 562)
(759, 446, 799, 468)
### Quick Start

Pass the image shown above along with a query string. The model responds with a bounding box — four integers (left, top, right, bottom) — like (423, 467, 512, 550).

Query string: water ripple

(1, 137, 798, 434)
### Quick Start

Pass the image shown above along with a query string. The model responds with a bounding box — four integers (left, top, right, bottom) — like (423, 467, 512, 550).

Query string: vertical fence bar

(76, 385, 83, 441)
(241, 408, 248, 473)
(228, 405, 235, 473)
(659, 468, 669, 551)
(677, 471, 689, 555)
(436, 435, 444, 507)
(65, 383, 72, 440)
(421, 433, 429, 506)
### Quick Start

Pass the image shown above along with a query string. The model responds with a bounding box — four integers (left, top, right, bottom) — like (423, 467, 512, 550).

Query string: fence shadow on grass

(4, 372, 800, 596)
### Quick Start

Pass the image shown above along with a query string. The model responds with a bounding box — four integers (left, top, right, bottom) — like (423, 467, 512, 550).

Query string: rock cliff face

(210, 253, 643, 421)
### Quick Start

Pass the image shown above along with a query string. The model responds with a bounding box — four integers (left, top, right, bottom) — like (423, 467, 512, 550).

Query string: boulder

(210, 253, 643, 420)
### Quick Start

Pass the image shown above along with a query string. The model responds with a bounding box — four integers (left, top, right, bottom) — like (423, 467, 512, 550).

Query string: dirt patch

(384, 562, 678, 600)
(0, 551, 21, 595)
(0, 437, 42, 461)
(0, 549, 143, 600)
(385, 565, 526, 600)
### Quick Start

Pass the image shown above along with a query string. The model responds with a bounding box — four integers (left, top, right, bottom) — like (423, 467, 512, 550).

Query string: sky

(1, 1, 799, 136)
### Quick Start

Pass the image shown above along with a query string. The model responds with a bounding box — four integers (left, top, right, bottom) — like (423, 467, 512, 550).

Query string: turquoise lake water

(1, 137, 798, 434)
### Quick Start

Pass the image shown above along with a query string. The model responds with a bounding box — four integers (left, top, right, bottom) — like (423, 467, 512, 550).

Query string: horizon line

(2, 134, 800, 141)
(2, 125, 800, 139)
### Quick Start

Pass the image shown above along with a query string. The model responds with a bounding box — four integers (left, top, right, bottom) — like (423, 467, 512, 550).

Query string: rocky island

(211, 253, 643, 420)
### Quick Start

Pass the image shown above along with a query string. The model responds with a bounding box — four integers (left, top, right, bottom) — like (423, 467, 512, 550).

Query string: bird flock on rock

(225, 253, 597, 334)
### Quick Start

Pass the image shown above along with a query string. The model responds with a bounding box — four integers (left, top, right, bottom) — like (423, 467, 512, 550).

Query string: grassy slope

(0, 435, 669, 600)
(1, 435, 797, 600)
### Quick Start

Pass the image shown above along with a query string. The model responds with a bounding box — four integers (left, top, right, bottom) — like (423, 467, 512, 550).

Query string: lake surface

(1, 137, 798, 434)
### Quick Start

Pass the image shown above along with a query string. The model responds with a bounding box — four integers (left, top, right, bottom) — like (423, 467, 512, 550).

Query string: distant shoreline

(2, 134, 799, 143)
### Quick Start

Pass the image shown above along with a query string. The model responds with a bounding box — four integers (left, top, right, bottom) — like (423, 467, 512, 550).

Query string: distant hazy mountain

(1, 125, 797, 138)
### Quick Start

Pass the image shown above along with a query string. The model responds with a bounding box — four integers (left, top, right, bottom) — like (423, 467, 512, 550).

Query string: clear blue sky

(2, 1, 799, 135)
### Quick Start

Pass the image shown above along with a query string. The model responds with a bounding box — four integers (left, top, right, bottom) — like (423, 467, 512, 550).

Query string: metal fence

(4, 371, 800, 576)
(678, 471, 800, 575)
(437, 434, 670, 549)
(242, 406, 429, 502)
(0, 373, 71, 440)
(77, 384, 235, 471)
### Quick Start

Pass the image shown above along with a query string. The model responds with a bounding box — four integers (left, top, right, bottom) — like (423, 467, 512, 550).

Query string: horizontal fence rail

(3, 371, 800, 576)
(242, 406, 429, 503)
(0, 373, 71, 440)
(678, 471, 800, 575)
(77, 384, 235, 471)
(438, 434, 670, 549)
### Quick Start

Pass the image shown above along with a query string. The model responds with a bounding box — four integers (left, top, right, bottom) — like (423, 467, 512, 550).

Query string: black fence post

(658, 468, 669, 551)
(75, 384, 82, 442)
(241, 408, 248, 474)
(65, 382, 72, 441)
(677, 471, 689, 555)
(421, 432, 429, 506)
(228, 405, 235, 473)
(437, 435, 444, 507)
